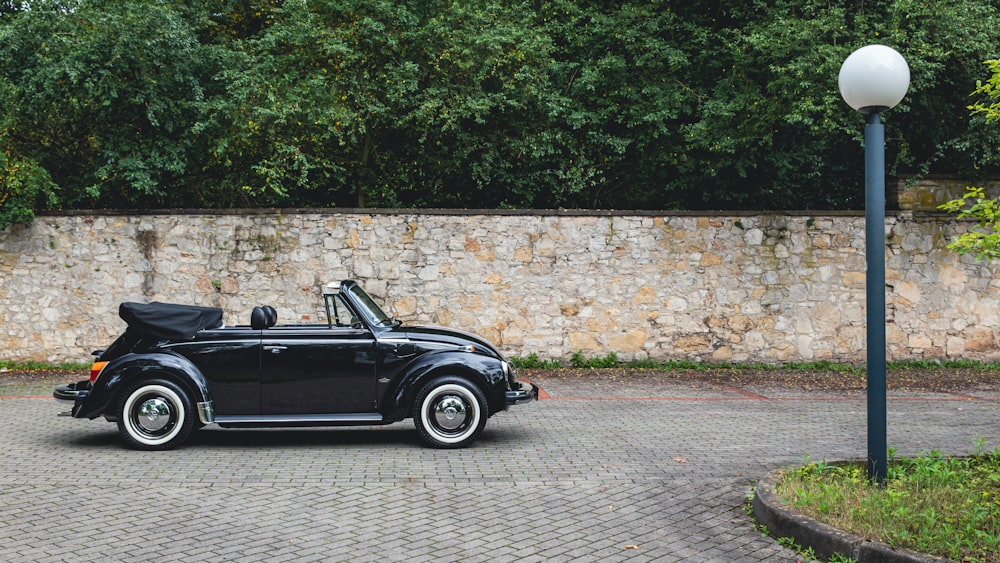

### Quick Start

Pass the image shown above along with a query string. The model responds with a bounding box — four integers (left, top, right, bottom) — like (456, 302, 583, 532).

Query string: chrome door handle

(263, 345, 287, 354)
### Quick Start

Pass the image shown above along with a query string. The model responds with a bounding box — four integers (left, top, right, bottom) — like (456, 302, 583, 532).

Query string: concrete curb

(753, 467, 954, 563)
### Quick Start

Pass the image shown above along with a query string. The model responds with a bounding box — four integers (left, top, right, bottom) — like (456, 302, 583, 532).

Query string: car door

(259, 326, 378, 414)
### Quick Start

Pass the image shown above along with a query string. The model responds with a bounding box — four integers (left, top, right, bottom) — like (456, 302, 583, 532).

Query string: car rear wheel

(116, 379, 196, 451)
(413, 377, 488, 449)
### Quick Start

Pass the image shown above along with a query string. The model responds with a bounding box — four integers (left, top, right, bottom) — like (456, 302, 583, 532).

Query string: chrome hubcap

(137, 398, 172, 432)
(433, 395, 468, 431)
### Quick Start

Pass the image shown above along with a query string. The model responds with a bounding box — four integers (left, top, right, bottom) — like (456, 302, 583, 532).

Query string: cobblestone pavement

(1, 375, 997, 562)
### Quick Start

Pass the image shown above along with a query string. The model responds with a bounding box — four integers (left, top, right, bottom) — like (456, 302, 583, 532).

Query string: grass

(0, 359, 90, 371)
(775, 444, 1000, 562)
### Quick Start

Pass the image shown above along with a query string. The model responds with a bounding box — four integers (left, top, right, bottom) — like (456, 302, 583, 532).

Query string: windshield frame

(345, 283, 394, 326)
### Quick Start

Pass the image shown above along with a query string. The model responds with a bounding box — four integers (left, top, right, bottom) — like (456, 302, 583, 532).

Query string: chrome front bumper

(505, 381, 538, 405)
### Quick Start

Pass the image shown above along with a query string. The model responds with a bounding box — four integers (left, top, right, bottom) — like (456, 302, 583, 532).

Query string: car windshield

(347, 284, 394, 325)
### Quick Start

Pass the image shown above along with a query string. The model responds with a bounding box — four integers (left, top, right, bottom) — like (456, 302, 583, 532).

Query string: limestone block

(635, 286, 657, 304)
(964, 329, 997, 352)
(842, 271, 866, 287)
(711, 346, 734, 361)
(939, 266, 968, 289)
(796, 335, 815, 360)
(674, 333, 711, 352)
(895, 281, 923, 307)
(568, 331, 600, 351)
(700, 252, 723, 267)
(744, 228, 764, 246)
(608, 330, 646, 352)
(908, 333, 934, 349)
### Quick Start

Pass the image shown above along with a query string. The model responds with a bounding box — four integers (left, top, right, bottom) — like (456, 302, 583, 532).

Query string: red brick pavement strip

(524, 381, 999, 402)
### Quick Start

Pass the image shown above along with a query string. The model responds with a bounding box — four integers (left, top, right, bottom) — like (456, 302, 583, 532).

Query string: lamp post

(838, 45, 910, 484)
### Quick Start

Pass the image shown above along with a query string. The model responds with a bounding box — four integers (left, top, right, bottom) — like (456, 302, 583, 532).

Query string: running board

(214, 413, 384, 428)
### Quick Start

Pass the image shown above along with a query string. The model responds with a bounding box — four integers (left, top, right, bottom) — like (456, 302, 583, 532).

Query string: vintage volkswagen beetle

(55, 281, 536, 450)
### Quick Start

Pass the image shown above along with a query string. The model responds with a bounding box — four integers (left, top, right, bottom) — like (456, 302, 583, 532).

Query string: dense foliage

(939, 60, 1000, 260)
(2, 0, 999, 225)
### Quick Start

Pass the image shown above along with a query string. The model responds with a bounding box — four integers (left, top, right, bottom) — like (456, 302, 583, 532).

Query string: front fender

(74, 352, 212, 421)
(385, 351, 508, 420)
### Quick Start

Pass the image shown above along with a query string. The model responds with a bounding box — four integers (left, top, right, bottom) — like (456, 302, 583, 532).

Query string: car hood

(400, 325, 504, 359)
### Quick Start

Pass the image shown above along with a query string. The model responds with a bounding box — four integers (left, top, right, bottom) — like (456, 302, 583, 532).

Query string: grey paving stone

(0, 378, 997, 562)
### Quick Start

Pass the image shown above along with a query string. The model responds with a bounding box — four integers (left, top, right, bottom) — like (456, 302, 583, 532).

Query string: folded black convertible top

(119, 302, 224, 340)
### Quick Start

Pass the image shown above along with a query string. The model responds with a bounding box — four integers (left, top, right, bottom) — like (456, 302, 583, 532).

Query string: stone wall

(1, 209, 998, 364)
(892, 176, 1000, 211)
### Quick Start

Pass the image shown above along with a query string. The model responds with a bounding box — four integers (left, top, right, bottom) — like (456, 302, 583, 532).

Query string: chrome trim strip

(214, 413, 383, 425)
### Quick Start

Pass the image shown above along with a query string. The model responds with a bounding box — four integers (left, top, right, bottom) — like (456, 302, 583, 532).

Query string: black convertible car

(55, 281, 537, 450)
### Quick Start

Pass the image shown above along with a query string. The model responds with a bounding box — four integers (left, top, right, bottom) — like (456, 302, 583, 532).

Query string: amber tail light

(90, 361, 108, 382)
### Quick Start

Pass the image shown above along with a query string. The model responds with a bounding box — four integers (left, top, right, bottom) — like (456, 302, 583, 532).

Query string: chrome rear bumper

(53, 380, 90, 404)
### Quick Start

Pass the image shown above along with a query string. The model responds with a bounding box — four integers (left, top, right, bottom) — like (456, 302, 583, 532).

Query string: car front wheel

(413, 377, 487, 449)
(116, 379, 196, 451)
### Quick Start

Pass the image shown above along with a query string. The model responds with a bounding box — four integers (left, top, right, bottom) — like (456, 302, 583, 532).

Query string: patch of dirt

(519, 367, 1000, 393)
(0, 368, 87, 396)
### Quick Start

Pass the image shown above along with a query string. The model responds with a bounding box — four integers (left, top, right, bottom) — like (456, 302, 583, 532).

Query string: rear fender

(75, 352, 212, 421)
(385, 351, 507, 420)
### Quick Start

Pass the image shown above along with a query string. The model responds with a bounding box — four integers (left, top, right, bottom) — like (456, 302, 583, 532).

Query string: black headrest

(263, 306, 277, 328)
(251, 306, 268, 330)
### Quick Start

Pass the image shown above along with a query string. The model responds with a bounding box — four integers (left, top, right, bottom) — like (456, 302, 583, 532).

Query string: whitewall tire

(116, 379, 196, 451)
(413, 377, 488, 449)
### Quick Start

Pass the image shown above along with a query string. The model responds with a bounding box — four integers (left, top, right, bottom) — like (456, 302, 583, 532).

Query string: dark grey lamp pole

(838, 45, 910, 485)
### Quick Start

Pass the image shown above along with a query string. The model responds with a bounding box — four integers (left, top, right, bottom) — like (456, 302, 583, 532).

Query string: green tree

(390, 1, 566, 208)
(525, 0, 696, 209)
(939, 59, 1000, 260)
(970, 59, 1000, 126)
(0, 0, 221, 217)
(3, 0, 1000, 225)
(939, 186, 1000, 260)
(202, 1, 558, 209)
(671, 0, 1000, 210)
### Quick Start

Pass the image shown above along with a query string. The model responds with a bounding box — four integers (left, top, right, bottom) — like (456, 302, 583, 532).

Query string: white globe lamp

(838, 45, 910, 114)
